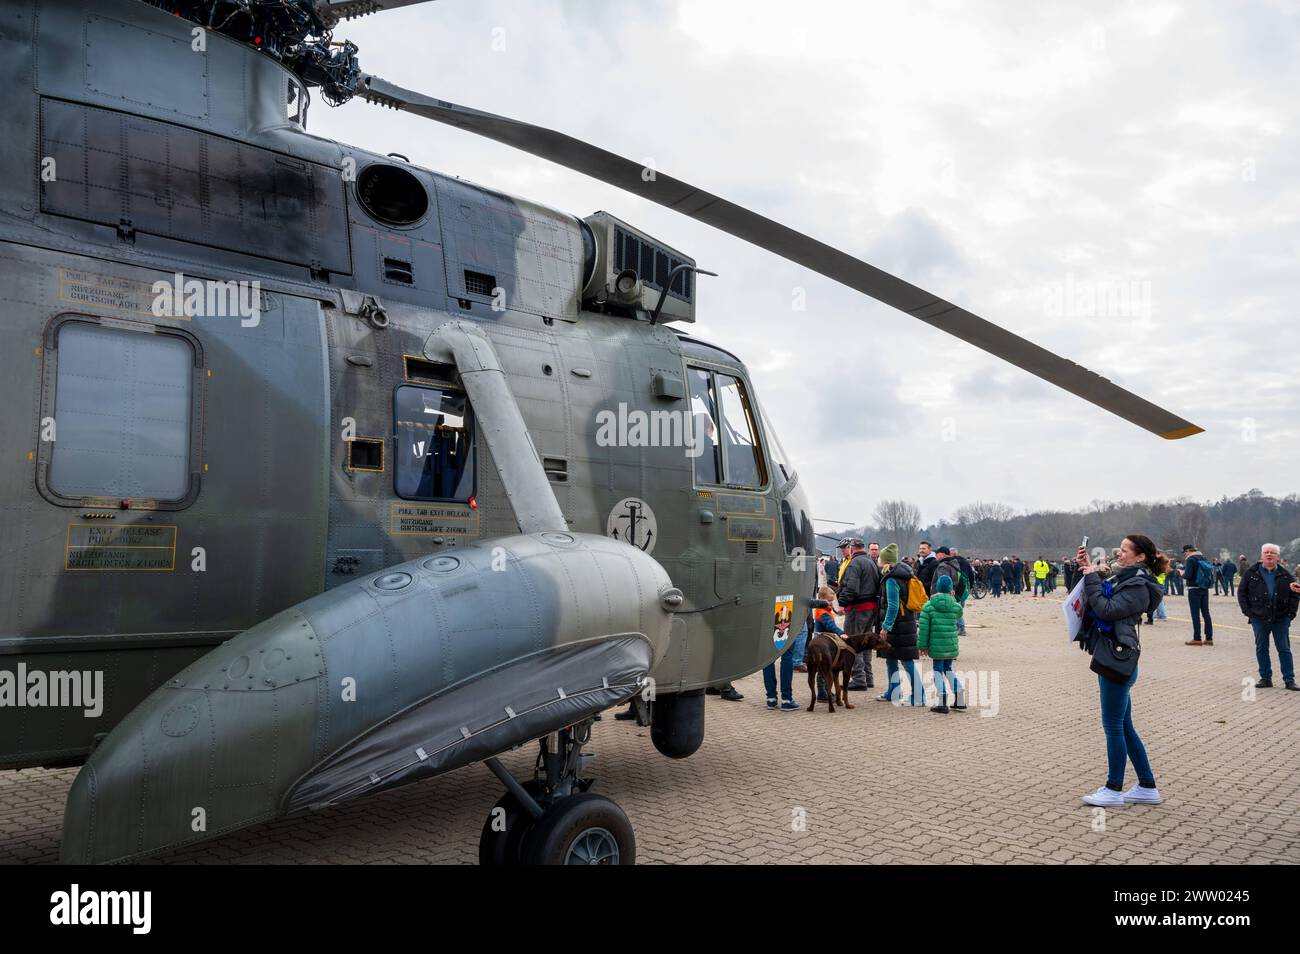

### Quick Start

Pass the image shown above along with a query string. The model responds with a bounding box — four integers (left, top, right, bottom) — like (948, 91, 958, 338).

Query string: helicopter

(0, 0, 1201, 865)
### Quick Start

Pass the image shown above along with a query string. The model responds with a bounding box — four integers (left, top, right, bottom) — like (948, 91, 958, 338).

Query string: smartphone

(1080, 536, 1089, 553)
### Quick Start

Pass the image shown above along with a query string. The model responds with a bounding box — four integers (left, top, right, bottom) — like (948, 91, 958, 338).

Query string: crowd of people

(768, 537, 977, 713)
(718, 536, 1300, 809)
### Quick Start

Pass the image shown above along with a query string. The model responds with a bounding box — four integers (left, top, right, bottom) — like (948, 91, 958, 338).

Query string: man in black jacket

(1238, 544, 1300, 690)
(916, 541, 938, 592)
(838, 538, 880, 691)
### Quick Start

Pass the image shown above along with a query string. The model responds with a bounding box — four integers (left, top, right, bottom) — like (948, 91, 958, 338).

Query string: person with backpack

(917, 574, 966, 714)
(836, 538, 881, 692)
(1182, 545, 1215, 646)
(1074, 534, 1167, 807)
(1237, 544, 1300, 690)
(932, 547, 970, 634)
(875, 543, 925, 706)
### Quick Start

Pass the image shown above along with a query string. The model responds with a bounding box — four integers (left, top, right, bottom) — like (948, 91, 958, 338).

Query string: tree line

(834, 490, 1300, 562)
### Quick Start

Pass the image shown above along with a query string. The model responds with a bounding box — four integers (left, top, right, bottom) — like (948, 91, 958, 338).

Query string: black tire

(521, 793, 635, 865)
(971, 579, 988, 600)
(478, 780, 544, 866)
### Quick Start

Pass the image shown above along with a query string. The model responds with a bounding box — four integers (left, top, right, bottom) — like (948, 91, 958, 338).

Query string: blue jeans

(884, 658, 924, 705)
(1186, 588, 1213, 640)
(790, 621, 809, 668)
(763, 643, 795, 701)
(1154, 598, 1167, 620)
(1034, 578, 1047, 596)
(1098, 667, 1155, 790)
(1251, 619, 1294, 683)
(931, 658, 960, 700)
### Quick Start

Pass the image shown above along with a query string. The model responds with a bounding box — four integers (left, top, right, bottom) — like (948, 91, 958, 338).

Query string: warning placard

(65, 524, 177, 571)
(389, 503, 479, 537)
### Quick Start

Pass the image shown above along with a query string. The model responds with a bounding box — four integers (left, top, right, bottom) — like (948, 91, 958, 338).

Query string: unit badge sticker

(773, 594, 794, 650)
(606, 497, 657, 553)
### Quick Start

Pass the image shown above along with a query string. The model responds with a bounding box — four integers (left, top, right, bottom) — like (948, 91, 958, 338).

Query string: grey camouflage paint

(0, 0, 816, 861)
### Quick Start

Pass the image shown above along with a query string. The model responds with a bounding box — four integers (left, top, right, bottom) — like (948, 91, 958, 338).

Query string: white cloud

(314, 0, 1300, 525)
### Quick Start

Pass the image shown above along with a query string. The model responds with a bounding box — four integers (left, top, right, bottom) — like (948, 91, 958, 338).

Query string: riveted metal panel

(435, 177, 582, 321)
(39, 98, 352, 274)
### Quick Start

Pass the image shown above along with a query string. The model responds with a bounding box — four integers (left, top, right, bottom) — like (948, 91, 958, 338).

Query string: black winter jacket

(915, 554, 938, 592)
(879, 562, 920, 660)
(837, 552, 880, 606)
(1237, 563, 1299, 623)
(1079, 566, 1164, 657)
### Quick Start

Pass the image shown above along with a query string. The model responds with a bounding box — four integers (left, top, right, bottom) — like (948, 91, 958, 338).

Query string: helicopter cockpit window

(754, 393, 795, 485)
(687, 367, 720, 485)
(394, 385, 475, 501)
(686, 366, 767, 490)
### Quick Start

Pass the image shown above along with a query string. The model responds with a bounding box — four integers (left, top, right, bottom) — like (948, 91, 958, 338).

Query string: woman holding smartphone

(1076, 535, 1168, 808)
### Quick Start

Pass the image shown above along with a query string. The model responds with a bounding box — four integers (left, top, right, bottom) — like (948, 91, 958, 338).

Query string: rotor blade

(358, 74, 1202, 440)
(316, 0, 437, 26)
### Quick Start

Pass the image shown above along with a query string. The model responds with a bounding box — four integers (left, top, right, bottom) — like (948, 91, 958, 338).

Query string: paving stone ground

(2, 590, 1296, 864)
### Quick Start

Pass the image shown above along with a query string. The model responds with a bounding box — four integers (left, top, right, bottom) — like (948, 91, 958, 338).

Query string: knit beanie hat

(879, 543, 900, 566)
(936, 575, 953, 594)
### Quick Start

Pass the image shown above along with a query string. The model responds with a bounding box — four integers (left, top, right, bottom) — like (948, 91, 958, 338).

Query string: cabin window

(393, 384, 475, 501)
(49, 322, 193, 501)
(686, 366, 767, 490)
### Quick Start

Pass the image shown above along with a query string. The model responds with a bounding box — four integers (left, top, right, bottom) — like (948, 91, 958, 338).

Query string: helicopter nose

(61, 609, 324, 864)
(60, 531, 678, 863)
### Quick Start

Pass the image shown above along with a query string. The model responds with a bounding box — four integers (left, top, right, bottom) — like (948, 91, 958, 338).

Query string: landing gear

(522, 793, 634, 865)
(477, 718, 636, 865)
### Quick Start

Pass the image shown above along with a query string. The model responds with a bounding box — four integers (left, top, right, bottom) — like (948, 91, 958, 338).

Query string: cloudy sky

(311, 0, 1299, 526)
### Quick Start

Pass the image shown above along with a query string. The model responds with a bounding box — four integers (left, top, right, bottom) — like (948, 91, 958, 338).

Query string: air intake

(581, 212, 696, 323)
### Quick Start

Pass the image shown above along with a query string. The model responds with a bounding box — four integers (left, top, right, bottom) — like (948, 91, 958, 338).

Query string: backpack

(932, 561, 967, 600)
(1194, 557, 1214, 590)
(904, 576, 928, 613)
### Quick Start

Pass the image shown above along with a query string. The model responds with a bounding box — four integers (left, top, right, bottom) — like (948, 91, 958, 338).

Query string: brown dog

(805, 630, 891, 713)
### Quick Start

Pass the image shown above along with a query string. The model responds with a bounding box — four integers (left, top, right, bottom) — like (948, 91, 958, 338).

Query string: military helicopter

(0, 0, 1201, 865)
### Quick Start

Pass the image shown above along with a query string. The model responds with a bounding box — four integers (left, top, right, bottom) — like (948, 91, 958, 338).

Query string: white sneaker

(1122, 784, 1163, 805)
(1081, 785, 1125, 807)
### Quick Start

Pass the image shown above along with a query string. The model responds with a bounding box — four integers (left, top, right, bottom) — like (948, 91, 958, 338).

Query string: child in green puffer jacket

(918, 574, 965, 714)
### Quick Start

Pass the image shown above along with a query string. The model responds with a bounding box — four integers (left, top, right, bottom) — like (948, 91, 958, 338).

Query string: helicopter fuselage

(0, 0, 816, 777)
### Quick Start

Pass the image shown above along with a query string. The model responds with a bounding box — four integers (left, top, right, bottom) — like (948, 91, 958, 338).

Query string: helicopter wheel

(521, 793, 635, 865)
(477, 779, 545, 866)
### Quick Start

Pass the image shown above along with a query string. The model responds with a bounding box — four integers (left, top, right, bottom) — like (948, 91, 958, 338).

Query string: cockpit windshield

(753, 392, 796, 487)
